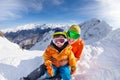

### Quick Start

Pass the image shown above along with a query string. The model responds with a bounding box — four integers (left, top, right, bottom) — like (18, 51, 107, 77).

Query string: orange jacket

(71, 38, 84, 61)
(43, 45, 76, 68)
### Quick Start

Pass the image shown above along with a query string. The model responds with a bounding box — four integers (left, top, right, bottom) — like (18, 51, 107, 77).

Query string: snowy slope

(0, 36, 44, 80)
(73, 37, 120, 80)
(106, 29, 120, 46)
(72, 28, 120, 80)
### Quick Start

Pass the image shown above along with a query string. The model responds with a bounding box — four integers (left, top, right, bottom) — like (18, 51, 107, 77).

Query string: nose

(56, 41, 61, 44)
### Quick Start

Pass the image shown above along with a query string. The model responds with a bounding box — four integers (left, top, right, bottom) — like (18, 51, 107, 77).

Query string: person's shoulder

(64, 45, 72, 50)
(78, 38, 83, 41)
(45, 44, 53, 50)
(63, 45, 73, 54)
(45, 45, 57, 54)
(79, 38, 84, 42)
(77, 38, 84, 45)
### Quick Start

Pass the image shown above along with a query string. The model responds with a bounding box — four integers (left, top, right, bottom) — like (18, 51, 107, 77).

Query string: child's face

(53, 35, 67, 48)
(67, 30, 79, 44)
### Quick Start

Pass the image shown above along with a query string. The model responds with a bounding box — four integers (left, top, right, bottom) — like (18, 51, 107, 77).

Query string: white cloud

(74, 1, 101, 16)
(76, 0, 120, 29)
(0, 0, 22, 21)
(96, 0, 120, 29)
(0, 0, 43, 21)
(0, 0, 64, 22)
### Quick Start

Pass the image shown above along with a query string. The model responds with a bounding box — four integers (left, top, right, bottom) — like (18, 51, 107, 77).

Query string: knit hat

(53, 28, 67, 38)
(68, 24, 81, 34)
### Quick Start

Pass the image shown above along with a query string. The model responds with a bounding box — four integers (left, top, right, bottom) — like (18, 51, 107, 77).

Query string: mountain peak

(80, 18, 112, 44)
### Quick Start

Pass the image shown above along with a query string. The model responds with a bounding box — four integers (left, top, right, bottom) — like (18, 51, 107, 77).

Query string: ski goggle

(53, 38, 67, 44)
(67, 30, 80, 39)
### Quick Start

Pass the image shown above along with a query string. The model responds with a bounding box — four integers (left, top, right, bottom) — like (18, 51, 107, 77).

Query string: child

(67, 24, 84, 61)
(43, 28, 76, 80)
(49, 24, 84, 79)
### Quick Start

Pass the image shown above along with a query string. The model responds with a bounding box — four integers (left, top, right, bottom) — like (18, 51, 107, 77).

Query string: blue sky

(0, 0, 120, 29)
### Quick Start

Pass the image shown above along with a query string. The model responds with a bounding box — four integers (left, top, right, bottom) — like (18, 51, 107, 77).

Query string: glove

(46, 66, 54, 77)
(45, 61, 54, 77)
(71, 66, 76, 74)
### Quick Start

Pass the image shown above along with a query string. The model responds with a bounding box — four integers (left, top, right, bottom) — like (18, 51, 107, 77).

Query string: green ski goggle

(67, 30, 80, 39)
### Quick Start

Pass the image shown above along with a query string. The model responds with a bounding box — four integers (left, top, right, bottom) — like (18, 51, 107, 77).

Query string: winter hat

(68, 24, 81, 34)
(53, 28, 67, 38)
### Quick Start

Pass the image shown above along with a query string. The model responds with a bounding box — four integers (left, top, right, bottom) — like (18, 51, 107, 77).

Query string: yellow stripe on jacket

(43, 45, 76, 68)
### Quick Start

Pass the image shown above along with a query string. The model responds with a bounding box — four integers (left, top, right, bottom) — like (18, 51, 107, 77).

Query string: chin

(58, 46, 62, 48)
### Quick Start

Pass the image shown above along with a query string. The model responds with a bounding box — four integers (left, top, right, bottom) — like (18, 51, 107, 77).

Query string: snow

(106, 29, 120, 46)
(0, 37, 44, 80)
(0, 19, 120, 80)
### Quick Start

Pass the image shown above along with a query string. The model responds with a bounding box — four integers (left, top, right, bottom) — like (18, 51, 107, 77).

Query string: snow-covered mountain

(0, 18, 120, 80)
(1, 24, 67, 33)
(80, 18, 112, 44)
(2, 24, 67, 49)
(3, 18, 112, 50)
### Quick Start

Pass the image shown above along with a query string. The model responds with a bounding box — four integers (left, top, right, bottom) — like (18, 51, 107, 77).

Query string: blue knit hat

(53, 28, 67, 38)
(54, 28, 64, 32)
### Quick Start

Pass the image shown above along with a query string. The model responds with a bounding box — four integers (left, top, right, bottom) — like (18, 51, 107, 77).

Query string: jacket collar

(50, 41, 68, 52)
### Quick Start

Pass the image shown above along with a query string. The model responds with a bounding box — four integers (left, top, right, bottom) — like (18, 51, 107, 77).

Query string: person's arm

(76, 39, 84, 61)
(43, 46, 51, 64)
(43, 46, 54, 77)
(69, 50, 77, 74)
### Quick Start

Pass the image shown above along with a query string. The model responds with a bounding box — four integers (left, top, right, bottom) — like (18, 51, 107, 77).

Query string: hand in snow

(71, 66, 76, 74)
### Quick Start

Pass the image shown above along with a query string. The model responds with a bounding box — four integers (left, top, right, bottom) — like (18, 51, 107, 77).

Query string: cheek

(68, 39, 74, 43)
